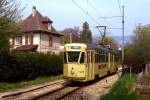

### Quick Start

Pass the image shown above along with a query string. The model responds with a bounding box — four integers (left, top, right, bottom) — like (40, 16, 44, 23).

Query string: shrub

(0, 52, 63, 82)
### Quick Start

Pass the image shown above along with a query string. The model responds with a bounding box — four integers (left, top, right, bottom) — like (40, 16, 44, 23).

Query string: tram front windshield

(68, 51, 80, 62)
(64, 51, 85, 63)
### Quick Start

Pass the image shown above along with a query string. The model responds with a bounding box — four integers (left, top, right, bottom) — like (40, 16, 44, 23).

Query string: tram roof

(87, 44, 110, 52)
(64, 43, 114, 53)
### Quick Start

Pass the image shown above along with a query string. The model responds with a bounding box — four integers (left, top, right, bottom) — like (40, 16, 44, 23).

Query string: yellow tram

(63, 43, 118, 82)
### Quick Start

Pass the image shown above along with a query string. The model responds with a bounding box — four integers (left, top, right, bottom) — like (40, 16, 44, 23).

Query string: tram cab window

(68, 51, 80, 62)
(64, 52, 67, 63)
(80, 52, 85, 63)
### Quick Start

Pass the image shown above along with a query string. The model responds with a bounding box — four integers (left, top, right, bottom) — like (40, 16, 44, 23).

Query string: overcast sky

(21, 0, 150, 39)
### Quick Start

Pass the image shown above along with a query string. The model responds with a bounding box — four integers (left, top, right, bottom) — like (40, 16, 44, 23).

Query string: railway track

(0, 71, 122, 100)
(0, 80, 69, 100)
(35, 71, 122, 100)
(35, 85, 82, 100)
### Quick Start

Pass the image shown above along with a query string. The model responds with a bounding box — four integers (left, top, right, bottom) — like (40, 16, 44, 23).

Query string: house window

(15, 36, 22, 45)
(49, 36, 53, 47)
(25, 35, 28, 45)
(29, 35, 33, 44)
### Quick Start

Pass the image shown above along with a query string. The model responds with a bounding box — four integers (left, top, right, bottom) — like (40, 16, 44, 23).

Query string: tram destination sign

(71, 46, 81, 49)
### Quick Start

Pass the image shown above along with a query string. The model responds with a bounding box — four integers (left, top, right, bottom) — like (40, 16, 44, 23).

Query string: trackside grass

(100, 74, 145, 100)
(0, 75, 62, 93)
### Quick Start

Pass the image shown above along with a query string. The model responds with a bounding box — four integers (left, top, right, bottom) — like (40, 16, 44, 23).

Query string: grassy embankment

(100, 74, 145, 100)
(0, 75, 62, 93)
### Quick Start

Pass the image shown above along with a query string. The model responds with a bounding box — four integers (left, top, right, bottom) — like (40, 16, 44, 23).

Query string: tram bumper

(63, 76, 85, 81)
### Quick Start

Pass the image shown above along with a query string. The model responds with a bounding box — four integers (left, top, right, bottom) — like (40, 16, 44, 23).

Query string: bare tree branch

(0, 0, 23, 20)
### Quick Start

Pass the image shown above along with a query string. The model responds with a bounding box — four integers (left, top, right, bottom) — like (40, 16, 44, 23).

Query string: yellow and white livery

(63, 43, 118, 82)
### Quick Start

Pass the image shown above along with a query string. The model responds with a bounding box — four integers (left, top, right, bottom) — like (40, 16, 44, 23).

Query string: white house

(10, 6, 63, 54)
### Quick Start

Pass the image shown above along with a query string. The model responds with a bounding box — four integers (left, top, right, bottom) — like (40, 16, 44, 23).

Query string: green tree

(80, 21, 93, 43)
(124, 24, 150, 68)
(96, 36, 118, 52)
(133, 24, 150, 64)
(124, 43, 137, 65)
(0, 0, 22, 53)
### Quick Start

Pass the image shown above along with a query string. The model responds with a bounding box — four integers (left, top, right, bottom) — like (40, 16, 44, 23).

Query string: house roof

(15, 45, 38, 51)
(21, 7, 62, 36)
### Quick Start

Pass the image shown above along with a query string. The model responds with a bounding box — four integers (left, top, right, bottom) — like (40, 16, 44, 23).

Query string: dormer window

(48, 23, 51, 30)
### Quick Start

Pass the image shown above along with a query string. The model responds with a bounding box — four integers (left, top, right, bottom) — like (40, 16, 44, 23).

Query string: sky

(20, 0, 150, 41)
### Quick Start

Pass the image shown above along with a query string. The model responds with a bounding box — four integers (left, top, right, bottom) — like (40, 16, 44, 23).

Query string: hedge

(0, 52, 63, 82)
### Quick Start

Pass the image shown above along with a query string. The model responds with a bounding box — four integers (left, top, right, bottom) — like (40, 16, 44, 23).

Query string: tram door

(87, 51, 94, 80)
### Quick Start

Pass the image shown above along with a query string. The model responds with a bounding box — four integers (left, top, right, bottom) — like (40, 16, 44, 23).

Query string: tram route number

(71, 46, 81, 49)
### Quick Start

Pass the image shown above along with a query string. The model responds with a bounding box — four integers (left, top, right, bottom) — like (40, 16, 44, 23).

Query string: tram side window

(112, 55, 114, 61)
(100, 51, 105, 62)
(110, 54, 113, 62)
(95, 54, 98, 63)
(95, 51, 108, 63)
(105, 53, 108, 62)
(100, 54, 105, 62)
(110, 54, 112, 61)
(91, 52, 93, 63)
(98, 54, 100, 62)
(114, 55, 118, 62)
(87, 52, 90, 63)
(95, 53, 102, 63)
(95, 54, 96, 62)
(80, 52, 85, 63)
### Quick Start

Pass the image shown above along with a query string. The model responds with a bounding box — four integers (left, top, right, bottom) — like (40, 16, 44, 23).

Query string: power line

(86, 0, 88, 21)
(72, 0, 100, 25)
(107, 27, 122, 30)
(88, 0, 103, 16)
(99, 16, 122, 19)
(117, 0, 122, 15)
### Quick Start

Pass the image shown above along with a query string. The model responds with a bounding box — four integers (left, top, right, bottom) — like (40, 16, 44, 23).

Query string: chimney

(32, 6, 36, 17)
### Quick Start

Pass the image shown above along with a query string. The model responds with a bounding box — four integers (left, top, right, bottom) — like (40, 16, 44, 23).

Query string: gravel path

(81, 72, 122, 100)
